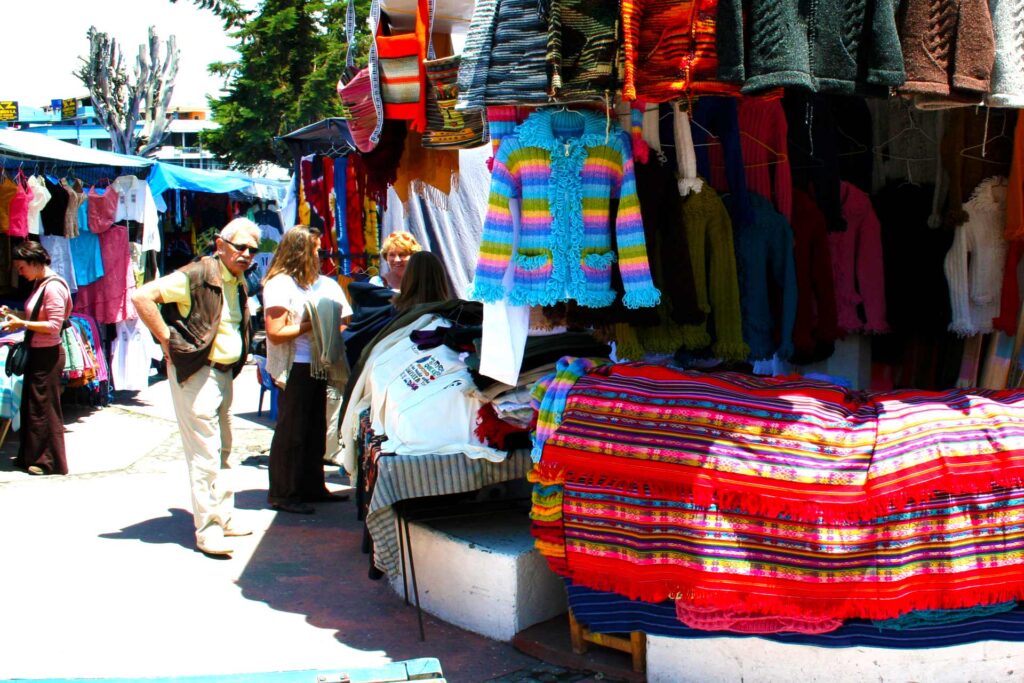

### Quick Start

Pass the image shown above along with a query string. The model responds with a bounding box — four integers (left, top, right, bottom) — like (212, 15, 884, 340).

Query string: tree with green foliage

(175, 0, 370, 169)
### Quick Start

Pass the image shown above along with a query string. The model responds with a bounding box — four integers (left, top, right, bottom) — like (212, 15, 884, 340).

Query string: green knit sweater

(679, 184, 748, 361)
(716, 0, 905, 95)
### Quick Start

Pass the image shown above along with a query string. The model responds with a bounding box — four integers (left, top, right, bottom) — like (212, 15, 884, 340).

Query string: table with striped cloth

(367, 449, 533, 577)
(531, 362, 1024, 621)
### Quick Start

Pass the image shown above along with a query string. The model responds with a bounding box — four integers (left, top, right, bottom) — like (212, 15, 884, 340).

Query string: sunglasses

(224, 239, 258, 255)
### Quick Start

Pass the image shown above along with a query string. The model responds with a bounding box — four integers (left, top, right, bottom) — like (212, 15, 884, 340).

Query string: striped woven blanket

(541, 363, 1024, 522)
(530, 362, 1024, 619)
(532, 473, 1024, 619)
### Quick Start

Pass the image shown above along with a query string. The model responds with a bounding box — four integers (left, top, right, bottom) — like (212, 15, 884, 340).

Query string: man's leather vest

(162, 256, 250, 384)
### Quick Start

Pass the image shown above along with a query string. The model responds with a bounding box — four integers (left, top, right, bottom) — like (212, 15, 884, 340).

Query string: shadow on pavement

(232, 487, 539, 682)
(233, 410, 277, 428)
(98, 507, 196, 550)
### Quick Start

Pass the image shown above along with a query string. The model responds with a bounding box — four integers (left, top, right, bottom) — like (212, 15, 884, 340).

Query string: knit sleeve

(620, 0, 642, 100)
(865, 0, 907, 88)
(705, 193, 749, 360)
(944, 223, 975, 335)
(612, 134, 662, 309)
(770, 103, 793, 222)
(854, 198, 890, 333)
(456, 0, 499, 111)
(993, 240, 1023, 335)
(715, 0, 746, 83)
(471, 142, 519, 303)
(770, 216, 798, 360)
(812, 215, 840, 341)
(711, 97, 752, 225)
(951, 0, 996, 93)
(485, 106, 522, 163)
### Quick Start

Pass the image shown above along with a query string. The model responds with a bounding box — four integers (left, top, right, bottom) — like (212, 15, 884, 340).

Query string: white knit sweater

(987, 0, 1024, 107)
(944, 176, 1010, 336)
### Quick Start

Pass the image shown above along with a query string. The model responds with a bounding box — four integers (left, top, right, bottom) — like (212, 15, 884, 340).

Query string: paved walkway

(0, 366, 564, 682)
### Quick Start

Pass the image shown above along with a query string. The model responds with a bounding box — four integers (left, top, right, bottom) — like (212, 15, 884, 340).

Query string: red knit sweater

(621, 0, 739, 102)
(708, 93, 793, 222)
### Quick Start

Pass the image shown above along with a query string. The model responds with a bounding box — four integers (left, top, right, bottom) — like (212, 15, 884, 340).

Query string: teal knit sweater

(717, 0, 906, 95)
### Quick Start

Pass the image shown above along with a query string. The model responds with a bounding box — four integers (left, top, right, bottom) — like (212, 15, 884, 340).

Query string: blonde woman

(263, 226, 352, 514)
(370, 231, 422, 290)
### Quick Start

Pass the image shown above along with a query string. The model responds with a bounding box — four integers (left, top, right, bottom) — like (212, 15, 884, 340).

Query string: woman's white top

(263, 274, 351, 379)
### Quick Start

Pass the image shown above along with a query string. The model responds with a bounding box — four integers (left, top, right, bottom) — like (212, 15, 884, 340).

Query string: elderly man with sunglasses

(132, 218, 262, 557)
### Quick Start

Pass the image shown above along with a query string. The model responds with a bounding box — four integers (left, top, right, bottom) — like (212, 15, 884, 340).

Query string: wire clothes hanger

(872, 101, 936, 163)
(961, 107, 1012, 161)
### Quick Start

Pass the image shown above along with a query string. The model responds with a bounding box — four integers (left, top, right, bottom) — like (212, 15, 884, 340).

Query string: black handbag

(5, 277, 62, 377)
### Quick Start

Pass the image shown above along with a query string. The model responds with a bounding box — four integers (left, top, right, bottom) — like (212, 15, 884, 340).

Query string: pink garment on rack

(707, 93, 793, 222)
(87, 186, 119, 234)
(830, 182, 889, 334)
(7, 173, 32, 237)
(72, 224, 136, 324)
(73, 313, 109, 384)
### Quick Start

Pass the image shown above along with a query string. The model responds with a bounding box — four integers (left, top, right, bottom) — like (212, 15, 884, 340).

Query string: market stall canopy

(0, 128, 153, 168)
(148, 162, 289, 206)
(279, 118, 356, 158)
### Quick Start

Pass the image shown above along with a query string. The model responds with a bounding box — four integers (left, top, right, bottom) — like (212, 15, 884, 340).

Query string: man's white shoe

(223, 523, 253, 537)
(197, 538, 234, 556)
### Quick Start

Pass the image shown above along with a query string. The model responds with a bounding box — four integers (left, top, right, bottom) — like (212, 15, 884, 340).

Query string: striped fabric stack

(531, 362, 1024, 622)
(422, 56, 488, 149)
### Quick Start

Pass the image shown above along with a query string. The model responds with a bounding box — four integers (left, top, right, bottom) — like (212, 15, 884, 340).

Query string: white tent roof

(0, 128, 153, 167)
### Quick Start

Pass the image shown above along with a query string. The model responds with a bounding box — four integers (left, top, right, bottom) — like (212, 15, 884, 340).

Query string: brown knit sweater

(898, 0, 996, 98)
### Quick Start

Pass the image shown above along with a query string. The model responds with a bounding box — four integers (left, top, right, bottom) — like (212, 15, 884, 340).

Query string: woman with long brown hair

(392, 251, 452, 312)
(262, 226, 352, 514)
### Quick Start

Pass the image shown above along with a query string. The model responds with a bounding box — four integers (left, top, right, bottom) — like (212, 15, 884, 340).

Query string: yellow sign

(0, 101, 17, 122)
(61, 98, 78, 120)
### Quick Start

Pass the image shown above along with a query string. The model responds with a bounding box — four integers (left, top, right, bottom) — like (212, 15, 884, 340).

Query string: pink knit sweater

(708, 93, 792, 222)
(829, 182, 889, 334)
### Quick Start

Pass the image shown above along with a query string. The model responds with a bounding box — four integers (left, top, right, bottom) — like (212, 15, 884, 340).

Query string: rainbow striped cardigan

(471, 109, 661, 309)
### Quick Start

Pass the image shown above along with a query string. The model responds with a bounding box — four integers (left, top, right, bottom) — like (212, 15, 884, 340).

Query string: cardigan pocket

(580, 248, 616, 295)
(514, 248, 553, 282)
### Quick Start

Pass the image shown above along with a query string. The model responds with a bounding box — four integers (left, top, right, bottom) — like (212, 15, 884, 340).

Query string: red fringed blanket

(543, 363, 1024, 522)
(530, 362, 1024, 620)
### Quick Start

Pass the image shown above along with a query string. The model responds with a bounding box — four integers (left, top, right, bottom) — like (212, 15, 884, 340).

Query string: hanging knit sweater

(898, 0, 995, 101)
(986, 0, 1024, 107)
(692, 96, 752, 226)
(716, 0, 905, 95)
(677, 184, 748, 360)
(707, 93, 793, 223)
(456, 0, 550, 110)
(471, 108, 661, 309)
(830, 182, 889, 334)
(546, 0, 619, 100)
(783, 90, 845, 232)
(944, 176, 1010, 337)
(728, 193, 798, 361)
(790, 189, 840, 365)
(621, 0, 739, 103)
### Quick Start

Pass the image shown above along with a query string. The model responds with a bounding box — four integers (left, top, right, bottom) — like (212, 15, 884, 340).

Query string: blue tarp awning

(148, 162, 289, 204)
(148, 162, 252, 196)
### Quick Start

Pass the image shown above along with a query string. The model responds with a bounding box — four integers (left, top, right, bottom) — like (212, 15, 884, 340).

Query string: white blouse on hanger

(944, 176, 1010, 336)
